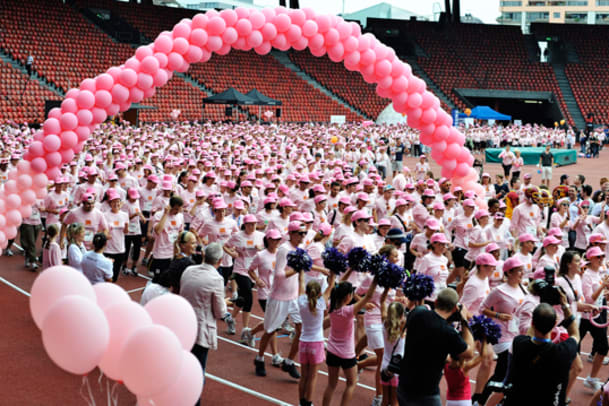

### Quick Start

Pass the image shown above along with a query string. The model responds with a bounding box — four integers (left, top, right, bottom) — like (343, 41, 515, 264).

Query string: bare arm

(353, 277, 378, 315)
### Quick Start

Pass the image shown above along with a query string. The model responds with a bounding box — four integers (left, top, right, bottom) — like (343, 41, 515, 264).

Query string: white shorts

(446, 401, 472, 406)
(365, 323, 385, 350)
(541, 166, 552, 180)
(263, 298, 302, 333)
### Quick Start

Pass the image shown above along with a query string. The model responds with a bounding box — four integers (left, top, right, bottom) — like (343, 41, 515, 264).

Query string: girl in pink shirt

(571, 202, 600, 252)
(305, 223, 332, 292)
(322, 270, 378, 406)
(447, 201, 475, 284)
(103, 192, 129, 282)
(550, 199, 571, 247)
(42, 224, 62, 269)
(465, 210, 491, 264)
(417, 233, 449, 301)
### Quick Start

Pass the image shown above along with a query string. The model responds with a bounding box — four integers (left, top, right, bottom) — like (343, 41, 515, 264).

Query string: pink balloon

(254, 41, 272, 55)
(60, 131, 78, 150)
(172, 22, 191, 39)
(95, 73, 114, 91)
(77, 110, 93, 126)
(16, 174, 32, 190)
(302, 20, 318, 37)
(421, 108, 437, 124)
(308, 33, 324, 50)
(310, 46, 327, 57)
(35, 186, 48, 199)
(261, 23, 277, 41)
(6, 208, 21, 226)
(206, 35, 223, 52)
(455, 163, 470, 178)
(42, 295, 109, 375)
(31, 158, 47, 174)
(46, 151, 62, 168)
(139, 351, 203, 406)
(111, 84, 130, 104)
(94, 90, 112, 109)
(274, 14, 291, 32)
(443, 159, 458, 173)
(222, 27, 238, 44)
(20, 189, 36, 205)
(419, 132, 433, 146)
(154, 35, 174, 54)
(144, 294, 197, 351)
(315, 14, 331, 33)
(129, 87, 145, 103)
(220, 9, 238, 26)
(235, 7, 251, 19)
(29, 141, 45, 157)
(215, 43, 231, 56)
(272, 33, 289, 51)
(444, 142, 462, 160)
(249, 11, 266, 30)
(48, 107, 61, 119)
(59, 112, 78, 131)
(43, 135, 61, 152)
(93, 283, 130, 310)
(289, 8, 306, 26)
(43, 118, 61, 135)
(135, 45, 154, 61)
(0, 215, 5, 230)
(192, 14, 209, 29)
(247, 31, 263, 48)
(99, 301, 153, 380)
(433, 125, 450, 142)
(119, 68, 138, 88)
(153, 69, 169, 87)
(118, 325, 183, 396)
(124, 57, 141, 72)
(328, 43, 345, 63)
(324, 28, 339, 47)
(76, 90, 95, 110)
(92, 107, 108, 124)
(286, 25, 302, 43)
(30, 265, 96, 329)
(4, 225, 17, 240)
(407, 93, 422, 109)
(60, 149, 75, 164)
(189, 29, 208, 48)
(154, 52, 168, 69)
(172, 37, 190, 55)
(207, 16, 226, 36)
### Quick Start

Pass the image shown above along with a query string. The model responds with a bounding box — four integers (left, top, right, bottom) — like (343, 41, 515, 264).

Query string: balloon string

(106, 378, 110, 406)
(110, 382, 119, 406)
(79, 375, 96, 406)
(86, 375, 96, 406)
(98, 370, 104, 392)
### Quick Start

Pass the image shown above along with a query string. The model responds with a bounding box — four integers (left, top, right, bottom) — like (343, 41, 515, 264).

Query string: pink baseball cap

(587, 246, 605, 258)
(352, 210, 371, 222)
(339, 196, 352, 205)
(288, 221, 305, 232)
(453, 186, 463, 192)
(289, 212, 305, 222)
(243, 214, 257, 224)
(344, 206, 357, 215)
(463, 199, 476, 207)
(107, 189, 120, 201)
(233, 199, 245, 210)
(503, 257, 524, 273)
(81, 193, 94, 203)
(476, 253, 498, 267)
(523, 173, 532, 180)
(590, 233, 608, 244)
(547, 227, 562, 237)
(422, 189, 435, 198)
(542, 236, 561, 247)
(279, 198, 296, 207)
(301, 212, 314, 223)
(518, 233, 537, 243)
(161, 181, 173, 191)
(147, 175, 159, 184)
(430, 233, 449, 244)
(317, 223, 332, 236)
(356, 192, 370, 202)
(263, 196, 277, 205)
(266, 229, 282, 239)
(395, 198, 407, 207)
(195, 190, 206, 198)
(378, 218, 391, 227)
(475, 209, 489, 219)
(485, 243, 500, 253)
(314, 195, 327, 204)
(443, 193, 456, 201)
(213, 199, 228, 210)
(424, 218, 440, 231)
(432, 202, 444, 211)
(127, 188, 140, 199)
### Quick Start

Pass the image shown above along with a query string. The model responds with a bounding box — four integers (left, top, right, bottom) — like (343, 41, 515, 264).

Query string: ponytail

(306, 280, 321, 315)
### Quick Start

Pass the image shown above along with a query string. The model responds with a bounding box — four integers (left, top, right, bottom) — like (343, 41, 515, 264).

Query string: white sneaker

(272, 353, 284, 367)
(587, 353, 594, 363)
(584, 376, 602, 391)
(371, 395, 382, 406)
(604, 357, 609, 365)
(282, 319, 294, 333)
(5, 248, 14, 256)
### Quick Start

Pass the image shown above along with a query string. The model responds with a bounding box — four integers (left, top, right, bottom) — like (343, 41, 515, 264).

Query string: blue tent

(459, 106, 511, 121)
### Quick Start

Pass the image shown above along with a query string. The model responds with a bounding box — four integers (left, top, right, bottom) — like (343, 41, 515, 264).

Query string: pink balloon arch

(1, 6, 484, 249)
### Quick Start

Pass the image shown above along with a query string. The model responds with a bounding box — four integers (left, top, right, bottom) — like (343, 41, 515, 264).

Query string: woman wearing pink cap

(418, 233, 450, 301)
(551, 199, 571, 247)
(485, 243, 505, 289)
(312, 195, 328, 227)
(447, 199, 476, 284)
(410, 218, 438, 271)
(477, 258, 527, 404)
(103, 190, 129, 282)
(580, 246, 609, 391)
(122, 188, 146, 275)
(305, 223, 332, 292)
(257, 197, 278, 230)
(224, 214, 264, 340)
(333, 206, 356, 247)
(150, 196, 184, 276)
(514, 233, 536, 280)
(269, 198, 295, 235)
(373, 218, 392, 251)
(534, 236, 562, 276)
(571, 201, 600, 254)
(464, 210, 492, 265)
(180, 176, 198, 230)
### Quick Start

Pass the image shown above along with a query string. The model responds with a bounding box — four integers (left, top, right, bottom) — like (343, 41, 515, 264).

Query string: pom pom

(347, 247, 371, 273)
(469, 315, 502, 345)
(402, 273, 435, 301)
(322, 247, 348, 275)
(372, 256, 407, 289)
(287, 248, 312, 272)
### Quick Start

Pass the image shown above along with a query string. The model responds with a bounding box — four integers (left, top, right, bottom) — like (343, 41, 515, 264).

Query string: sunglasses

(297, 231, 307, 236)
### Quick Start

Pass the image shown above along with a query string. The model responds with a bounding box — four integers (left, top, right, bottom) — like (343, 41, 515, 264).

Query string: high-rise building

(499, 0, 609, 29)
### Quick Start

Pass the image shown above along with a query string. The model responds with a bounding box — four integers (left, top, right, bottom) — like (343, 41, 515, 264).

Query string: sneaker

(254, 358, 266, 377)
(147, 269, 155, 277)
(271, 353, 284, 367)
(130, 268, 139, 277)
(231, 291, 238, 301)
(281, 360, 300, 379)
(142, 257, 148, 266)
(371, 396, 382, 406)
(241, 328, 255, 347)
(25, 260, 31, 269)
(587, 353, 594, 363)
(5, 248, 14, 257)
(122, 268, 131, 276)
(225, 314, 236, 335)
(281, 319, 294, 333)
(604, 357, 609, 366)
(584, 376, 602, 391)
(31, 263, 39, 271)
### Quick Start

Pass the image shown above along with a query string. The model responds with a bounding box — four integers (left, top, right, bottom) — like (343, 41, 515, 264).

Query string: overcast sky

(250, 0, 501, 24)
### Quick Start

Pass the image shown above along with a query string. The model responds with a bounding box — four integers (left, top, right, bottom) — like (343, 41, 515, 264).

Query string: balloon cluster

(402, 273, 435, 302)
(30, 266, 202, 405)
(322, 246, 348, 275)
(347, 247, 372, 273)
(287, 248, 313, 272)
(469, 315, 502, 345)
(0, 5, 477, 250)
(369, 254, 407, 289)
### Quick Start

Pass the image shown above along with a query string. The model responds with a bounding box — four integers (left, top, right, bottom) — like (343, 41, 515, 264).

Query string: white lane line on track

(0, 274, 292, 405)
(0, 276, 31, 296)
(217, 335, 377, 391)
(205, 373, 294, 406)
(126, 287, 145, 294)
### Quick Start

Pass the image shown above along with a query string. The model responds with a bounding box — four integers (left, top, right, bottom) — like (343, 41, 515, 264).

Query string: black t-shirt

(399, 306, 467, 396)
(505, 336, 578, 406)
(166, 256, 195, 292)
(540, 152, 554, 167)
(395, 145, 405, 161)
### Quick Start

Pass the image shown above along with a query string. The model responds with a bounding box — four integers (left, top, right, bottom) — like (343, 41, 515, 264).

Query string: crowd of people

(3, 118, 609, 406)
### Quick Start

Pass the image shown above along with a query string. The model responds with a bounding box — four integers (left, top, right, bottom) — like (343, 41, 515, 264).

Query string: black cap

(386, 228, 407, 244)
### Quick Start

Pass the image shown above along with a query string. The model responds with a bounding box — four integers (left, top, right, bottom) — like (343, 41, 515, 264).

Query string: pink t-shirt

(356, 274, 394, 326)
(121, 200, 142, 236)
(410, 233, 430, 270)
(582, 268, 604, 319)
(306, 241, 325, 278)
(44, 191, 69, 226)
(139, 186, 157, 212)
(103, 210, 129, 254)
(327, 304, 356, 359)
(64, 207, 108, 250)
(270, 241, 300, 301)
(465, 225, 491, 262)
(201, 217, 238, 267)
(42, 241, 62, 269)
(480, 283, 526, 345)
(417, 252, 449, 300)
(461, 272, 490, 315)
(226, 230, 264, 276)
(510, 202, 541, 237)
(151, 211, 184, 260)
(514, 252, 534, 279)
(450, 214, 474, 250)
(248, 249, 276, 300)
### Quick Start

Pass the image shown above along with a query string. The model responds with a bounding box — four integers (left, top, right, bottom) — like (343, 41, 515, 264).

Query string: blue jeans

(192, 344, 209, 406)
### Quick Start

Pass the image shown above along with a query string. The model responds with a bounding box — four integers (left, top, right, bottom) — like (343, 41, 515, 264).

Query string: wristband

(560, 314, 575, 328)
(496, 312, 499, 319)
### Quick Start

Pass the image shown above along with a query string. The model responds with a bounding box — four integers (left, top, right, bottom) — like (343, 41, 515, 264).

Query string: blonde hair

(67, 223, 84, 246)
(306, 280, 321, 315)
(384, 301, 405, 342)
(173, 231, 195, 258)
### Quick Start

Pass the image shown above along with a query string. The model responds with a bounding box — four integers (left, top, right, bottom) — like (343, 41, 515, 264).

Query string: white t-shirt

(82, 251, 113, 284)
(298, 294, 326, 342)
(140, 281, 170, 306)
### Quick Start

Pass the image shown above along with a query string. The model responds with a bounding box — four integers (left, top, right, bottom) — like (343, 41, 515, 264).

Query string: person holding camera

(398, 288, 474, 406)
(503, 294, 579, 406)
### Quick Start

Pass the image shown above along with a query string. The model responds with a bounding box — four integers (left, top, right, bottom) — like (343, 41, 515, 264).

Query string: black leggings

(579, 318, 609, 356)
(502, 164, 512, 178)
(480, 350, 511, 403)
(234, 273, 253, 312)
(105, 252, 125, 283)
(124, 234, 142, 263)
